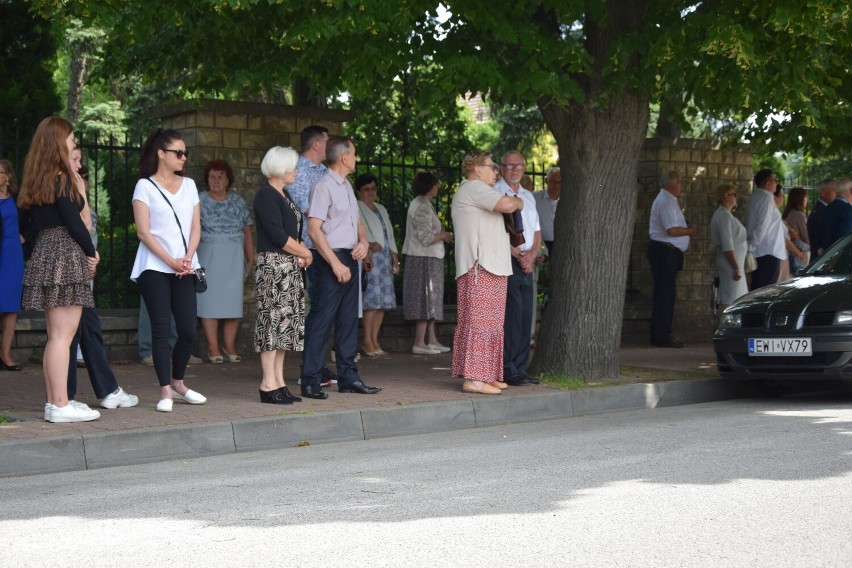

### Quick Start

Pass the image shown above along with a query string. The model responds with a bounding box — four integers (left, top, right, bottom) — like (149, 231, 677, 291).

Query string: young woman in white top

(131, 129, 207, 412)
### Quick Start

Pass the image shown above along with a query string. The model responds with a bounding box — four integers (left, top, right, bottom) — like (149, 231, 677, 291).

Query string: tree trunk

(66, 45, 88, 124)
(529, 0, 649, 380)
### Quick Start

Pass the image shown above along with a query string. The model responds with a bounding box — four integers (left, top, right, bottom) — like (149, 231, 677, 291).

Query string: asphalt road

(2, 395, 851, 567)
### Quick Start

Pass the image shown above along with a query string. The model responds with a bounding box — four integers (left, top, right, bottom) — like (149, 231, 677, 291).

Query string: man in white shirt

(745, 169, 787, 289)
(493, 151, 541, 385)
(535, 167, 561, 255)
(647, 171, 695, 348)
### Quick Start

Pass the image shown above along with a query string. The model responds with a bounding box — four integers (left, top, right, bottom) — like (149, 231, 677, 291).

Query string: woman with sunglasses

(131, 129, 206, 412)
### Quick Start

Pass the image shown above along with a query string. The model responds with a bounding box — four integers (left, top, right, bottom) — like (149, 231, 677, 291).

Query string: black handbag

(146, 177, 207, 293)
(502, 210, 525, 248)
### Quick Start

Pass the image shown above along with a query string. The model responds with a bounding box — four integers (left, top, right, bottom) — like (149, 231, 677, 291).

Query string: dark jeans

(503, 257, 534, 378)
(751, 255, 780, 290)
(647, 240, 683, 345)
(68, 306, 119, 400)
(300, 250, 360, 387)
(138, 270, 197, 387)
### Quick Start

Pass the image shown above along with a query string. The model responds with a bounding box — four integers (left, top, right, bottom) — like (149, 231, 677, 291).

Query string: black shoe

(279, 386, 302, 403)
(259, 388, 293, 404)
(300, 384, 329, 399)
(523, 373, 540, 385)
(504, 375, 532, 386)
(0, 360, 22, 371)
(338, 380, 382, 394)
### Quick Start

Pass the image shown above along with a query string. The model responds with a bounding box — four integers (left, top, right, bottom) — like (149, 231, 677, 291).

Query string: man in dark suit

(807, 178, 836, 258)
(820, 178, 852, 252)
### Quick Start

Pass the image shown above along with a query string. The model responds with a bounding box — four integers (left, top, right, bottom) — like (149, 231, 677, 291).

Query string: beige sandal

(221, 350, 241, 363)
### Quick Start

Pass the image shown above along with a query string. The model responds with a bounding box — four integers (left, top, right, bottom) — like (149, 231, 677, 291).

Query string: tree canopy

(36, 1, 852, 155)
(0, 1, 62, 136)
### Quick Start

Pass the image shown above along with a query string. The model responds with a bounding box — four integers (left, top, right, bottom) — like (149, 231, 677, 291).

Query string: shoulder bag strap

(146, 177, 189, 256)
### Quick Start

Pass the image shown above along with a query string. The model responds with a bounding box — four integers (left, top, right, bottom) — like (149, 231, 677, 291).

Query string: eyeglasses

(502, 163, 525, 170)
(163, 149, 189, 159)
(478, 163, 498, 171)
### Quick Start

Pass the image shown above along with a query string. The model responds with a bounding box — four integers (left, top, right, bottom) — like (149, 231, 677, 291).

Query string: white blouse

(130, 176, 200, 281)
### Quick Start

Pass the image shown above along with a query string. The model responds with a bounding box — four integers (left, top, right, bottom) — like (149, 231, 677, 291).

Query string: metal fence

(1, 127, 552, 309)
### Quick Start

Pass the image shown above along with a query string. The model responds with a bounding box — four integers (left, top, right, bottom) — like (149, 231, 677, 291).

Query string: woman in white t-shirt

(131, 129, 207, 412)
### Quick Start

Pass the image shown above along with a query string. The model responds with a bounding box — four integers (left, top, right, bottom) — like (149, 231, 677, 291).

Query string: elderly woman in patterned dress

(355, 173, 398, 356)
(196, 159, 254, 363)
(451, 151, 525, 395)
(252, 147, 313, 404)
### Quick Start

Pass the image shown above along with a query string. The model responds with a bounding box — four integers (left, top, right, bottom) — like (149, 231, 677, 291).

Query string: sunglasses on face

(163, 148, 189, 159)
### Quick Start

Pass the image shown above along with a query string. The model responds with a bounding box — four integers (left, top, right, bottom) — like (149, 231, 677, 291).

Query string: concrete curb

(0, 378, 748, 478)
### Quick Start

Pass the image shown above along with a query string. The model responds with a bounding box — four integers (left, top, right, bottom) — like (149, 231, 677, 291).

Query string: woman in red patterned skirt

(451, 151, 525, 395)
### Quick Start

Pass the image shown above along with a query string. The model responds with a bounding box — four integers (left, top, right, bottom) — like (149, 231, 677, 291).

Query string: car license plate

(748, 337, 812, 356)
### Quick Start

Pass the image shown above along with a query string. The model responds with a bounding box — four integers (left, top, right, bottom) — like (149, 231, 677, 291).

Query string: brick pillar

(628, 137, 754, 343)
(150, 100, 353, 356)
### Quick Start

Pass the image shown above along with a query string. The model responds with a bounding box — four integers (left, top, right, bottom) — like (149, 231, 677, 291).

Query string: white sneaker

(49, 403, 101, 423)
(100, 387, 139, 409)
(44, 403, 57, 421)
(188, 355, 203, 365)
(156, 398, 173, 412)
(412, 345, 441, 355)
(427, 343, 451, 353)
(68, 400, 93, 411)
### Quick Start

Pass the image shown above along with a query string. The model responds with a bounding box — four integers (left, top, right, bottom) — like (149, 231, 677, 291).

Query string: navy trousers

(68, 307, 119, 400)
(647, 240, 683, 345)
(503, 257, 534, 379)
(751, 255, 780, 290)
(300, 250, 361, 387)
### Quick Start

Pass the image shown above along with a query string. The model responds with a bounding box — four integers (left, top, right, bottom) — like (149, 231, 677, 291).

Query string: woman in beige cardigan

(402, 171, 453, 354)
(356, 174, 398, 356)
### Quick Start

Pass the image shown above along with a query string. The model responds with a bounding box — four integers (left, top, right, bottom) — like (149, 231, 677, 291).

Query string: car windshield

(806, 233, 852, 276)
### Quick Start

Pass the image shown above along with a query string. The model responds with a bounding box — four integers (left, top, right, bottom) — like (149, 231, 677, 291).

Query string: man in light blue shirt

(286, 125, 329, 248)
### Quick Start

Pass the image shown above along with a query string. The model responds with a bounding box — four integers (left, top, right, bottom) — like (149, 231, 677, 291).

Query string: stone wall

(627, 137, 754, 343)
(151, 99, 353, 208)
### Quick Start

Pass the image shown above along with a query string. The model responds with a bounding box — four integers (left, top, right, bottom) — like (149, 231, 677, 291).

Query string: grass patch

(0, 413, 12, 424)
(538, 365, 718, 390)
(538, 373, 588, 390)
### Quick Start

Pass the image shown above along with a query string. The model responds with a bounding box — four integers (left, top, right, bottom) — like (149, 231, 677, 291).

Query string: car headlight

(834, 311, 852, 325)
(719, 313, 742, 328)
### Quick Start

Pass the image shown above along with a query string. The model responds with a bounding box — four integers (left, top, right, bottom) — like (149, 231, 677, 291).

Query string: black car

(715, 233, 852, 382)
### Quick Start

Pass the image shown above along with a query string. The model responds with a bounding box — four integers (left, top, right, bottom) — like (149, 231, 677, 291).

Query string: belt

(309, 248, 353, 253)
(650, 240, 681, 252)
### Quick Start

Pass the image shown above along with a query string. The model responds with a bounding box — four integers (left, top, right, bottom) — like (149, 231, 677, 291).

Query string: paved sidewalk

(0, 342, 739, 477)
